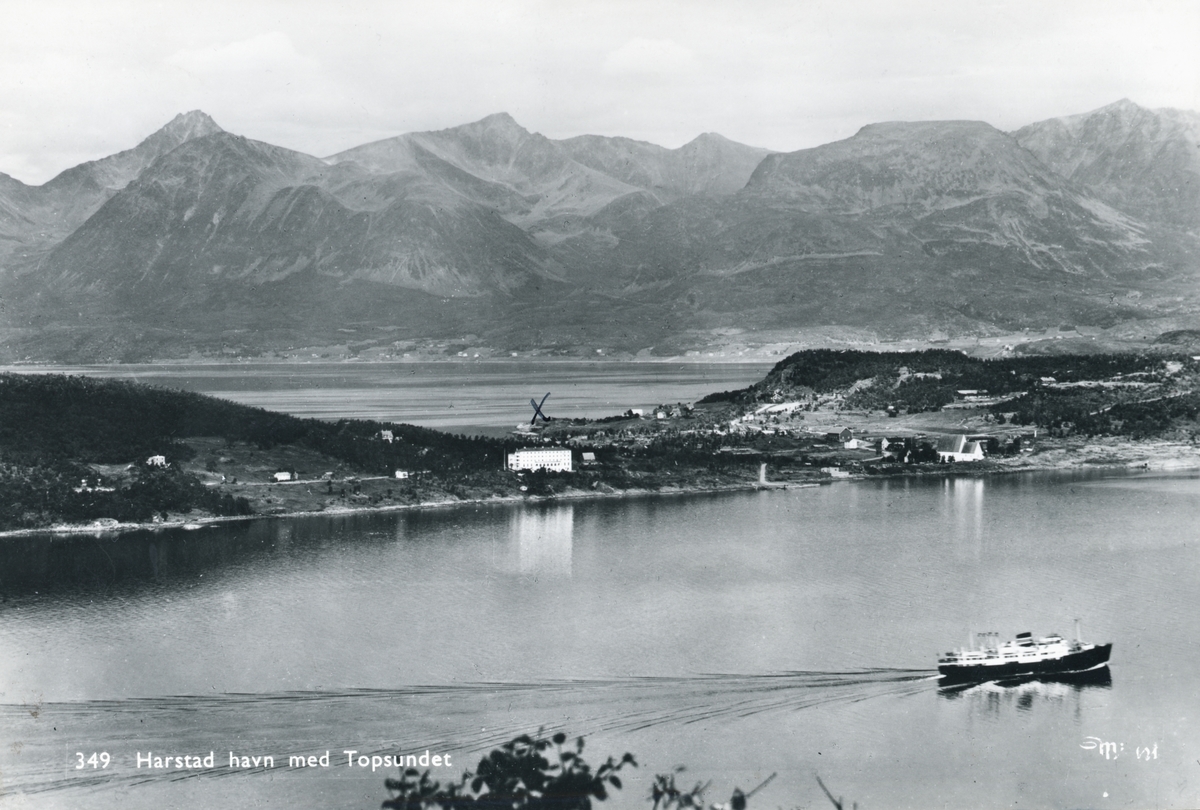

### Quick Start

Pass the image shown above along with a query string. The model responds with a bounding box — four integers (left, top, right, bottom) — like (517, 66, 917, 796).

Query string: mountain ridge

(1013, 100, 1200, 231)
(1, 101, 1196, 361)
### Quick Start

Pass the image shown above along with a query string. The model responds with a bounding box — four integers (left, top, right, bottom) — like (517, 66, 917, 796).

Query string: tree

(382, 732, 635, 810)
(383, 733, 773, 810)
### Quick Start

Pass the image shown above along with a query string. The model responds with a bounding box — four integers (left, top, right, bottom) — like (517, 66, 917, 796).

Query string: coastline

(6, 437, 1195, 540)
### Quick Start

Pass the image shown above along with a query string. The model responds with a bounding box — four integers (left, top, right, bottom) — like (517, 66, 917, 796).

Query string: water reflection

(942, 476, 985, 552)
(939, 667, 1112, 715)
(504, 505, 574, 578)
(1, 470, 1196, 810)
(0, 513, 386, 599)
(0, 502, 583, 600)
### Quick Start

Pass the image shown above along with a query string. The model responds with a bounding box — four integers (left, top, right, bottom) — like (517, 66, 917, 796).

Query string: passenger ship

(937, 624, 1112, 684)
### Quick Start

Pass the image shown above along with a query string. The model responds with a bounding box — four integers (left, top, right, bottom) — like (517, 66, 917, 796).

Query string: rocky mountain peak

(745, 118, 1055, 213)
(40, 110, 227, 195)
(687, 132, 731, 145)
(159, 110, 225, 140)
(852, 118, 1002, 142)
(476, 111, 521, 128)
(678, 131, 753, 155)
(1, 101, 1196, 361)
(133, 111, 225, 163)
(1098, 98, 1143, 114)
(438, 112, 531, 146)
(1014, 99, 1200, 228)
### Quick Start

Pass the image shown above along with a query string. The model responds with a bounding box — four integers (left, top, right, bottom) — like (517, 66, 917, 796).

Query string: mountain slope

(1, 104, 1198, 361)
(612, 119, 1152, 275)
(26, 131, 556, 310)
(0, 111, 224, 269)
(557, 131, 771, 201)
(583, 119, 1165, 337)
(1013, 99, 1200, 231)
(328, 113, 643, 231)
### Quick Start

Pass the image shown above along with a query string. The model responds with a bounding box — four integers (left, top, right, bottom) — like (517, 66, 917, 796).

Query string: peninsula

(2, 349, 1197, 534)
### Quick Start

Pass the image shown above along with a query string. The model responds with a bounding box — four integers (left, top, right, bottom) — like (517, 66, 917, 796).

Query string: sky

(1, 0, 1198, 184)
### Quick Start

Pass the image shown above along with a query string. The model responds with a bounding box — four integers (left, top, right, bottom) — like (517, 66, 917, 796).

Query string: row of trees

(999, 390, 1200, 438)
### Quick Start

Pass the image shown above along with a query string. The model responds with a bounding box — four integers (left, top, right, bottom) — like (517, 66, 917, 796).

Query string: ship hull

(938, 643, 1112, 685)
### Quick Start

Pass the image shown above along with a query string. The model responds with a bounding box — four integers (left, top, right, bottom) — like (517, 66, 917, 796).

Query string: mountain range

(0, 100, 1196, 361)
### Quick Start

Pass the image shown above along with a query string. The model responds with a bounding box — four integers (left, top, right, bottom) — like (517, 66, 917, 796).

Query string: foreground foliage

(382, 732, 635, 810)
(380, 732, 781, 810)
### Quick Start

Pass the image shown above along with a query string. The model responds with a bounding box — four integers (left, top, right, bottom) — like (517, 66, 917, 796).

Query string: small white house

(146, 455, 168, 467)
(273, 471, 293, 482)
(394, 470, 410, 479)
(380, 430, 394, 443)
(507, 448, 573, 472)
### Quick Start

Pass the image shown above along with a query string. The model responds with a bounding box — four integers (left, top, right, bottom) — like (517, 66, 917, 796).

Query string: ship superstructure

(937, 626, 1111, 684)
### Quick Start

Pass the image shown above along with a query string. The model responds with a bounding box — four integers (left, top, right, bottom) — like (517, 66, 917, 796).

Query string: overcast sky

(2, 0, 1197, 184)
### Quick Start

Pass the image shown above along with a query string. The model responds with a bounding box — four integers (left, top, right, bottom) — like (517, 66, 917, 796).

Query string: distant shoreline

(5, 438, 1195, 540)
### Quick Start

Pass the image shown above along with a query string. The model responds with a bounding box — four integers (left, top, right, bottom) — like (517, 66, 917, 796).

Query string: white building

(273, 471, 293, 482)
(936, 435, 985, 462)
(394, 470, 410, 479)
(507, 448, 573, 472)
(146, 455, 168, 467)
(379, 430, 394, 443)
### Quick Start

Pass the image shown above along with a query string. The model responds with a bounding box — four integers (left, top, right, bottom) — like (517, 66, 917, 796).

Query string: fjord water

(0, 361, 772, 434)
(2, 471, 1198, 809)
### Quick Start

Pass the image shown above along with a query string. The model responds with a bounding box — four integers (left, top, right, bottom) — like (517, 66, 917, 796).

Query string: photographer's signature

(1081, 737, 1157, 761)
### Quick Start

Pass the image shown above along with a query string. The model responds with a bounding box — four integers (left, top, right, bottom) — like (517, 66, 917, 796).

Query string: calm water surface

(2, 470, 1198, 809)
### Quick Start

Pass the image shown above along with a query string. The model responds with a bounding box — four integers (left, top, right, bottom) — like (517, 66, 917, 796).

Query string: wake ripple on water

(0, 670, 936, 797)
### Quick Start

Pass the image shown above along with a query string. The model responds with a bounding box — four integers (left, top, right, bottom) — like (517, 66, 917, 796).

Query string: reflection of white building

(507, 448, 573, 472)
(508, 506, 574, 577)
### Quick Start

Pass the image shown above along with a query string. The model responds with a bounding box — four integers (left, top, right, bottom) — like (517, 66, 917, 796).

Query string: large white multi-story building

(507, 448, 573, 472)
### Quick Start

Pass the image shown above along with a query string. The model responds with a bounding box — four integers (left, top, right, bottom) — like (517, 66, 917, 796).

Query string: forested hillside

(0, 374, 510, 529)
(729, 349, 1200, 438)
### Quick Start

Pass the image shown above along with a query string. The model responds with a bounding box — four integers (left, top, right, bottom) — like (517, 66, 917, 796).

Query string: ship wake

(1, 669, 937, 797)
